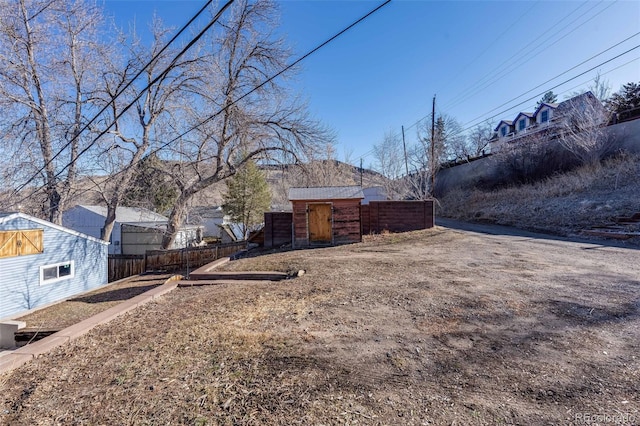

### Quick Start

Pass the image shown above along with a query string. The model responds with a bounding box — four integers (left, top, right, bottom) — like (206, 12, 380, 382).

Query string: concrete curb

(0, 275, 182, 375)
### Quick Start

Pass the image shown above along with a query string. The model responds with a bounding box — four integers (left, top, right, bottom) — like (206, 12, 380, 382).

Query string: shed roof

(289, 186, 365, 201)
(121, 221, 202, 231)
(0, 212, 108, 245)
(76, 205, 168, 223)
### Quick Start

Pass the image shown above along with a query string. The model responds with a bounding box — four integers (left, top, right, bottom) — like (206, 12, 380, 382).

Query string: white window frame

(40, 261, 75, 285)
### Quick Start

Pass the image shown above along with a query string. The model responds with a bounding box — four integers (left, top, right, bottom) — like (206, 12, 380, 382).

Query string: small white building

(63, 205, 203, 255)
(188, 206, 229, 238)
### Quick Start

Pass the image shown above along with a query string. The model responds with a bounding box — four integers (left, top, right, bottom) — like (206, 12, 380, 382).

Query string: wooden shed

(289, 186, 364, 247)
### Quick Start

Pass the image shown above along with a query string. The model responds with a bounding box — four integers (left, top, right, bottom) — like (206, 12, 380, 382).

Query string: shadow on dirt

(68, 284, 160, 304)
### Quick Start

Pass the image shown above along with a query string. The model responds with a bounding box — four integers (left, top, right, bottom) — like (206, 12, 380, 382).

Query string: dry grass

(439, 153, 640, 238)
(15, 274, 173, 329)
(2, 228, 639, 425)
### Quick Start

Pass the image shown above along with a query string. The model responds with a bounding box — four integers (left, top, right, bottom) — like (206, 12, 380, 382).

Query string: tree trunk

(162, 191, 192, 249)
(101, 204, 117, 249)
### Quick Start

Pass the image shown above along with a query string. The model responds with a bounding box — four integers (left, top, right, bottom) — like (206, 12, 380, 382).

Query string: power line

(423, 0, 541, 116)
(444, 1, 619, 113)
(9, 0, 235, 212)
(441, 1, 593, 111)
(455, 44, 640, 136)
(12, 0, 222, 196)
(406, 32, 640, 137)
(364, 42, 639, 171)
(9, 0, 392, 215)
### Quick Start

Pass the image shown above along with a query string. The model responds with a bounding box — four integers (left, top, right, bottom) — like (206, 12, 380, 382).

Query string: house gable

(513, 112, 534, 132)
(0, 213, 108, 320)
(533, 102, 558, 125)
(494, 120, 513, 138)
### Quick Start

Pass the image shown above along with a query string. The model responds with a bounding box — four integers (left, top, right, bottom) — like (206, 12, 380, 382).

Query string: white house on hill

(489, 91, 604, 153)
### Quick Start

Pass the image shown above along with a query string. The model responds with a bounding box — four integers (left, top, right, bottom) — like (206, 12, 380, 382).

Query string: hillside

(55, 160, 385, 214)
(437, 153, 640, 245)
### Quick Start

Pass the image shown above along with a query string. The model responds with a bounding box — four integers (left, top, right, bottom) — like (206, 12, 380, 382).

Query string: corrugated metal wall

(0, 217, 108, 319)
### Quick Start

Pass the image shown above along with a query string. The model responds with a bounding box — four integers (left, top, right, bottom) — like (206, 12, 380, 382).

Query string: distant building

(362, 186, 387, 205)
(63, 205, 203, 255)
(489, 91, 604, 153)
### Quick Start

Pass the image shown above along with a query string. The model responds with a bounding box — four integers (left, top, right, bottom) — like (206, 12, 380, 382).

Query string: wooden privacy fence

(362, 200, 435, 234)
(108, 255, 145, 282)
(264, 212, 293, 248)
(261, 200, 435, 249)
(108, 241, 246, 282)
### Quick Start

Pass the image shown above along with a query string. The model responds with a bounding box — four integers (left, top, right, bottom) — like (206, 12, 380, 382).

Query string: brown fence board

(108, 241, 246, 282)
(108, 255, 145, 282)
(264, 212, 293, 248)
(363, 200, 434, 234)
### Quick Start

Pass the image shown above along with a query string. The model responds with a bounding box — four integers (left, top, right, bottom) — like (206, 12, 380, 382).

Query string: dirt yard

(1, 226, 639, 425)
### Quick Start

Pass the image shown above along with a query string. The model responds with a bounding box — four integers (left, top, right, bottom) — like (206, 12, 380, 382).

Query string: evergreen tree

(122, 153, 178, 213)
(606, 82, 640, 115)
(222, 160, 271, 239)
(536, 91, 558, 110)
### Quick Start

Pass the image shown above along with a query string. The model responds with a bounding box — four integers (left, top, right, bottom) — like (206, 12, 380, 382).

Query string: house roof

(514, 112, 534, 121)
(121, 221, 202, 231)
(533, 102, 559, 118)
(495, 91, 602, 131)
(494, 120, 513, 131)
(555, 91, 601, 115)
(77, 205, 168, 223)
(0, 212, 108, 245)
(189, 206, 225, 219)
(362, 186, 387, 205)
(288, 186, 365, 201)
(218, 223, 244, 241)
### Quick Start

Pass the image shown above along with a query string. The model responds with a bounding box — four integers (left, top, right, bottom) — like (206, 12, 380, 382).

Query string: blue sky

(103, 0, 640, 167)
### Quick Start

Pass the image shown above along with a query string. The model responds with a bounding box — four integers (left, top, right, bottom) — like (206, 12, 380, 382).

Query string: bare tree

(0, 0, 105, 223)
(372, 130, 407, 200)
(300, 141, 354, 187)
(87, 17, 200, 242)
(413, 114, 464, 195)
(557, 92, 613, 166)
(161, 0, 330, 248)
(467, 120, 493, 157)
(589, 71, 611, 102)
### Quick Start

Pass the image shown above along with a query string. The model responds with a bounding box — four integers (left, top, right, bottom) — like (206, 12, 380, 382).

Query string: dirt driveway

(2, 225, 639, 425)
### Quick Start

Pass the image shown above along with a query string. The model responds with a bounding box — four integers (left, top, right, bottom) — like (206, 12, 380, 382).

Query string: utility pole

(401, 125, 408, 176)
(430, 95, 436, 197)
(359, 158, 363, 187)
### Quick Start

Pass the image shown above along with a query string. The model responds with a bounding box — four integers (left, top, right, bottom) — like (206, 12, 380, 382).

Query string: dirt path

(2, 227, 639, 425)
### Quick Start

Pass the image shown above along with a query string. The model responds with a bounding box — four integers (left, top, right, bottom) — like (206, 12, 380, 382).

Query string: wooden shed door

(308, 203, 332, 243)
(0, 229, 44, 258)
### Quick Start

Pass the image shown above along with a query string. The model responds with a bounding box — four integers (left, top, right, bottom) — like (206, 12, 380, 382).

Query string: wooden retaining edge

(188, 271, 289, 281)
(189, 257, 231, 275)
(0, 275, 183, 375)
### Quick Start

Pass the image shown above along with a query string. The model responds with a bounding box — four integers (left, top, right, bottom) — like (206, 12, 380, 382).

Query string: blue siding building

(0, 213, 109, 320)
